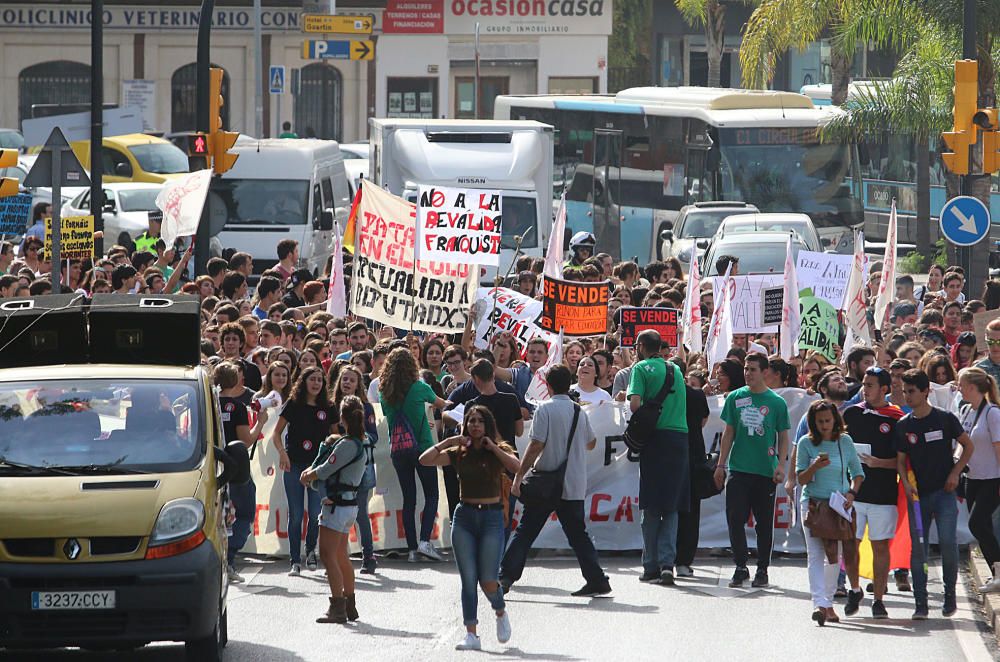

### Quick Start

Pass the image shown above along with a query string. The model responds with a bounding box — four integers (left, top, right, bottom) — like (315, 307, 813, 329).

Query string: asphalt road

(6, 551, 999, 662)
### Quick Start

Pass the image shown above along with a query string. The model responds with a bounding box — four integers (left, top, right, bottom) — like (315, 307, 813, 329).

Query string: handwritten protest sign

(415, 185, 502, 265)
(351, 181, 479, 334)
(44, 215, 94, 261)
(796, 250, 853, 307)
(0, 193, 32, 235)
(711, 273, 784, 333)
(761, 287, 783, 326)
(538, 277, 609, 337)
(473, 287, 544, 352)
(798, 289, 840, 361)
(619, 307, 679, 348)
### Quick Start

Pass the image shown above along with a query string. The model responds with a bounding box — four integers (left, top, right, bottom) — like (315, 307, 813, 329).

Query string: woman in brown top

(420, 405, 520, 651)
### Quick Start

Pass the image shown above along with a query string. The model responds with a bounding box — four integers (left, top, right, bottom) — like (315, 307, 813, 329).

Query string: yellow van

(0, 295, 248, 661)
(71, 134, 191, 184)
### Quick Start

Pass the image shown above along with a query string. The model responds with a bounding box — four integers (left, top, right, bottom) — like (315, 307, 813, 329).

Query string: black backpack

(624, 361, 675, 454)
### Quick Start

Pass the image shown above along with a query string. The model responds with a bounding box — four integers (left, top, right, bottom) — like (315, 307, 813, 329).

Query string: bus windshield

(716, 128, 862, 229)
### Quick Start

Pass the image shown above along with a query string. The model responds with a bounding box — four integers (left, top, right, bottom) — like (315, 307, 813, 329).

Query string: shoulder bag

(803, 439, 856, 541)
(624, 360, 674, 454)
(518, 404, 580, 508)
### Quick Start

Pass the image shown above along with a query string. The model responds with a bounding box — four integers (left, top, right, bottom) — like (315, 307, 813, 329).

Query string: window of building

(387, 78, 438, 119)
(454, 77, 508, 119)
(295, 63, 342, 140)
(18, 61, 92, 124)
(548, 77, 597, 95)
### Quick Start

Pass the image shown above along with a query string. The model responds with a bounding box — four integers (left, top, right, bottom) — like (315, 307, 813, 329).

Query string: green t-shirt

(380, 380, 437, 451)
(626, 358, 687, 432)
(720, 386, 791, 477)
(278, 131, 299, 139)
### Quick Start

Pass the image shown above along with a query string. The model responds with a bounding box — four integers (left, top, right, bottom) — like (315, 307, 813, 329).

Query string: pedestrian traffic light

(207, 67, 239, 175)
(0, 149, 18, 198)
(186, 132, 210, 157)
(942, 60, 979, 175)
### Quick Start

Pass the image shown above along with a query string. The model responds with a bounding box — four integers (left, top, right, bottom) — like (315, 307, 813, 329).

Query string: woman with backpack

(300, 395, 370, 623)
(419, 405, 520, 650)
(378, 348, 448, 562)
(957, 367, 1000, 593)
(272, 365, 338, 576)
(332, 365, 379, 575)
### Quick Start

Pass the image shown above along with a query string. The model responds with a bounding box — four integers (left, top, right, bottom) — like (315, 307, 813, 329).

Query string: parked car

(715, 212, 822, 253)
(0, 128, 24, 151)
(62, 183, 165, 246)
(701, 230, 808, 276)
(658, 201, 758, 266)
(338, 142, 369, 161)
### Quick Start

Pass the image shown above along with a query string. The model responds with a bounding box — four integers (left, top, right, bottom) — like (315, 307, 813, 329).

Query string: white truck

(368, 119, 555, 278)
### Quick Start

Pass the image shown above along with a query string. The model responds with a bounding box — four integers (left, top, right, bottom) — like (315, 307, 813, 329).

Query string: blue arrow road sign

(940, 195, 990, 247)
(269, 65, 285, 95)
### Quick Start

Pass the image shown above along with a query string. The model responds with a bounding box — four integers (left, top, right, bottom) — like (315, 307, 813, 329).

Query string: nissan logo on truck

(457, 176, 487, 184)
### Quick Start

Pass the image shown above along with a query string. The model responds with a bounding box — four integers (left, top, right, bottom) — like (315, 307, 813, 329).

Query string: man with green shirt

(278, 121, 298, 139)
(628, 329, 688, 585)
(713, 352, 790, 588)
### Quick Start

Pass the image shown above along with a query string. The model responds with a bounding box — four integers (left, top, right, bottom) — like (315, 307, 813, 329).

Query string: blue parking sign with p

(269, 66, 285, 95)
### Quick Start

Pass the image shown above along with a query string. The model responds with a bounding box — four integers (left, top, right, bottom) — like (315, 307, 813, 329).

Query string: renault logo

(63, 538, 82, 560)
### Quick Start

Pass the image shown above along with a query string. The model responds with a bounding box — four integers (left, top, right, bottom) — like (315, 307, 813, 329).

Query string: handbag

(624, 360, 674, 453)
(519, 404, 580, 507)
(803, 439, 855, 541)
(693, 451, 722, 500)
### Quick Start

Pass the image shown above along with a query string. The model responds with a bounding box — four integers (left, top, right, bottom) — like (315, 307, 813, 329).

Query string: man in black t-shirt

(214, 362, 254, 584)
(894, 369, 974, 620)
(843, 366, 904, 619)
(676, 370, 710, 578)
(466, 359, 524, 446)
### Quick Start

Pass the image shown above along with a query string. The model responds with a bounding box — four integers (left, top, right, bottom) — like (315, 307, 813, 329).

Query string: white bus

(495, 87, 864, 264)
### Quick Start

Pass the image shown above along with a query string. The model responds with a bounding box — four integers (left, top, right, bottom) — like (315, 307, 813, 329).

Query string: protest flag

(342, 182, 363, 254)
(682, 252, 702, 353)
(543, 193, 566, 280)
(155, 169, 212, 246)
(858, 480, 911, 578)
(842, 229, 872, 355)
(873, 200, 898, 331)
(780, 233, 800, 360)
(525, 328, 563, 405)
(327, 221, 347, 317)
(705, 262, 733, 371)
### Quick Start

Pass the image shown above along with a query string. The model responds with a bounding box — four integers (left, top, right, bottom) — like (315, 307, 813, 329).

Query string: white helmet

(569, 231, 596, 251)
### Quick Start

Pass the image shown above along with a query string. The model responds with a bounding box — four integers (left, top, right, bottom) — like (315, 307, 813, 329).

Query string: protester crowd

(10, 201, 1000, 644)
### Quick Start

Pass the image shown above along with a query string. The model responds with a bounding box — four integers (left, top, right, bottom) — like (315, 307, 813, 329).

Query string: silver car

(658, 201, 758, 267)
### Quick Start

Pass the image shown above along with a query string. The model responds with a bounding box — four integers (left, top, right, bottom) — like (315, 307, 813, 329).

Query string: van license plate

(31, 590, 116, 610)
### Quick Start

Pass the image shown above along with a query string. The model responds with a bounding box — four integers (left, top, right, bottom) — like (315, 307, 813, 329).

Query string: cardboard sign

(473, 286, 544, 353)
(974, 309, 1000, 353)
(796, 250, 853, 307)
(351, 181, 478, 334)
(415, 185, 502, 265)
(0, 194, 32, 235)
(711, 273, 784, 333)
(798, 292, 840, 361)
(618, 307, 679, 348)
(44, 215, 94, 261)
(538, 276, 609, 337)
(761, 286, 784, 326)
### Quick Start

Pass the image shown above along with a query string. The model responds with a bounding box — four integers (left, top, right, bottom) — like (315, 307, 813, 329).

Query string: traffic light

(186, 132, 210, 157)
(942, 59, 979, 176)
(0, 149, 18, 198)
(207, 66, 239, 175)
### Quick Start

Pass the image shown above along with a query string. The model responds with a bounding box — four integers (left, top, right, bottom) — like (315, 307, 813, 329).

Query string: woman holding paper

(796, 400, 865, 626)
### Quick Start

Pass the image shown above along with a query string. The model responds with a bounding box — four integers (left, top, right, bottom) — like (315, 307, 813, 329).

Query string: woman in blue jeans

(420, 406, 520, 651)
(379, 348, 447, 562)
(272, 366, 337, 576)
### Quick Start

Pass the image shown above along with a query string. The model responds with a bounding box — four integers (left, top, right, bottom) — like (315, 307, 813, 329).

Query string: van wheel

(186, 607, 226, 661)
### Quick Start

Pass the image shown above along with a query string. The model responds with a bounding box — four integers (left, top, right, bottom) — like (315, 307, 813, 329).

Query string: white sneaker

(675, 565, 694, 578)
(496, 611, 511, 644)
(455, 633, 481, 651)
(980, 565, 1000, 594)
(306, 550, 318, 571)
(226, 565, 244, 584)
(417, 540, 443, 562)
(288, 563, 301, 576)
(407, 550, 420, 563)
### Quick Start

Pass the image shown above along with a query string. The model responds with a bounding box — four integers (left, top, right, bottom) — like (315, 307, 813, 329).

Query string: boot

(346, 593, 359, 621)
(316, 596, 348, 624)
(979, 563, 1000, 594)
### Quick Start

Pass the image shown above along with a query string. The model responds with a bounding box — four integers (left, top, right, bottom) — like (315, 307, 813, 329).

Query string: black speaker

(0, 295, 88, 368)
(89, 295, 201, 366)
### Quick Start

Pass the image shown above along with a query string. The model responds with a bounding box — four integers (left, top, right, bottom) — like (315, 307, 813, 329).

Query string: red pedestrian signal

(192, 134, 208, 155)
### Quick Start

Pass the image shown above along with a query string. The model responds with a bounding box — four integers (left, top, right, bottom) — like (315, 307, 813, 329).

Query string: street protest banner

(618, 307, 679, 348)
(798, 289, 840, 361)
(155, 169, 212, 245)
(415, 185, 502, 265)
(244, 389, 971, 556)
(538, 276, 609, 337)
(711, 273, 784, 333)
(795, 250, 853, 308)
(351, 181, 479, 334)
(44, 214, 93, 260)
(0, 193, 32, 235)
(473, 286, 544, 353)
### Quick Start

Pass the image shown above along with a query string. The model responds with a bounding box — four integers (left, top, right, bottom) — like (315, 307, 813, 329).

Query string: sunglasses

(987, 338, 1000, 347)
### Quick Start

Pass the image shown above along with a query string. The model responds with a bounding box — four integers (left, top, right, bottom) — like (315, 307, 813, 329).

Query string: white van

(207, 138, 351, 277)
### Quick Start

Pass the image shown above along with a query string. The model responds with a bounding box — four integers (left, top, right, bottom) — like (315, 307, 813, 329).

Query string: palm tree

(821, 37, 955, 258)
(675, 0, 728, 87)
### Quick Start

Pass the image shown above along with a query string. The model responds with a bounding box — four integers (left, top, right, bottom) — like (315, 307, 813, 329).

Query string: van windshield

(0, 379, 202, 474)
(128, 143, 190, 175)
(209, 179, 310, 226)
